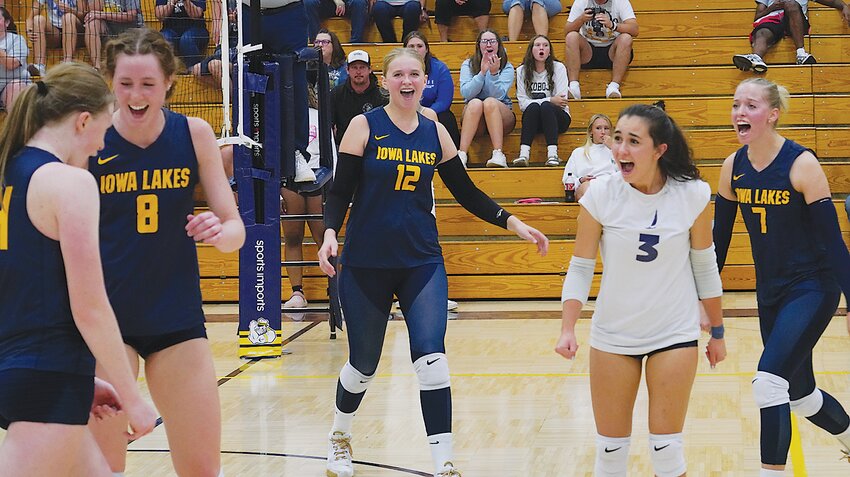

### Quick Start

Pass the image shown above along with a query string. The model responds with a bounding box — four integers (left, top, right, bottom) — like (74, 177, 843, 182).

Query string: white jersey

(562, 143, 617, 184)
(580, 173, 710, 354)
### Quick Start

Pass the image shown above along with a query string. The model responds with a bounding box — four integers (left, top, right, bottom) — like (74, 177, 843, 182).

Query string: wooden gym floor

(3, 293, 850, 476)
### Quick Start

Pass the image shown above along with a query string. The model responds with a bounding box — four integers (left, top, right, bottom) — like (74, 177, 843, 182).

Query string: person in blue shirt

(312, 29, 348, 90)
(88, 29, 244, 476)
(714, 77, 850, 474)
(458, 29, 515, 168)
(155, 0, 209, 69)
(0, 62, 156, 475)
(404, 30, 459, 147)
(318, 47, 548, 477)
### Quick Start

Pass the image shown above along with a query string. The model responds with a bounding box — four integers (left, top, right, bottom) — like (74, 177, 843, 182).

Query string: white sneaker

(327, 431, 354, 477)
(294, 151, 316, 183)
(511, 155, 529, 167)
(283, 292, 307, 309)
(435, 461, 462, 477)
(732, 53, 767, 73)
(486, 150, 507, 168)
(796, 53, 817, 65)
(545, 155, 560, 167)
(447, 299, 458, 311)
(457, 151, 468, 168)
(567, 81, 581, 100)
(605, 83, 621, 99)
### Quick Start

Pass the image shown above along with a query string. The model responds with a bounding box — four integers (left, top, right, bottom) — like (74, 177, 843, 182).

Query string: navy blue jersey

(0, 147, 94, 375)
(732, 139, 831, 305)
(341, 107, 443, 268)
(89, 109, 204, 336)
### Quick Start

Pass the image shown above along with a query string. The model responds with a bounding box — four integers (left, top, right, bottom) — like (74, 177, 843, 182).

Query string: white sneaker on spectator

(27, 63, 46, 77)
(447, 299, 458, 311)
(733, 53, 767, 73)
(294, 151, 316, 183)
(512, 155, 529, 167)
(435, 461, 462, 477)
(567, 81, 582, 100)
(796, 53, 817, 65)
(545, 155, 561, 167)
(457, 150, 468, 168)
(327, 431, 354, 477)
(605, 83, 621, 99)
(486, 149, 507, 168)
(283, 292, 307, 309)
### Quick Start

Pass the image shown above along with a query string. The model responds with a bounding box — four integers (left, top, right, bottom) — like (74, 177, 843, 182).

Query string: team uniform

(88, 109, 206, 358)
(0, 148, 95, 428)
(580, 172, 710, 355)
(728, 139, 850, 465)
(336, 106, 452, 438)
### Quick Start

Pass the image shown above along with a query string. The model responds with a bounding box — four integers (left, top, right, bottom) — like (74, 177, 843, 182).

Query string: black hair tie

(35, 80, 48, 96)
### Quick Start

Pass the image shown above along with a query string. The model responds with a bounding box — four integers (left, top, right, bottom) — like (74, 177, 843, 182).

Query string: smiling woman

(556, 102, 725, 477)
(317, 47, 548, 477)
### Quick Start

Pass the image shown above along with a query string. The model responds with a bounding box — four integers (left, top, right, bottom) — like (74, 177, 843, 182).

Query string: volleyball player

(87, 29, 244, 477)
(713, 78, 850, 475)
(555, 103, 727, 477)
(317, 48, 549, 477)
(0, 63, 156, 476)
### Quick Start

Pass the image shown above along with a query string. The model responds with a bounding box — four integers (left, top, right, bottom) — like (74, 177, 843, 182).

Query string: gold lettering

(0, 187, 12, 250)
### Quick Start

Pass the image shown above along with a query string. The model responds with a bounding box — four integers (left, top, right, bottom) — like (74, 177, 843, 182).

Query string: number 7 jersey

(580, 173, 710, 355)
(88, 109, 204, 336)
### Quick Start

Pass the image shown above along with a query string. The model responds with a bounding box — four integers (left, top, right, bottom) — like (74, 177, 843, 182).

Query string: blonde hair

(582, 113, 612, 161)
(103, 28, 183, 100)
(383, 47, 425, 76)
(738, 78, 790, 126)
(0, 62, 113, 195)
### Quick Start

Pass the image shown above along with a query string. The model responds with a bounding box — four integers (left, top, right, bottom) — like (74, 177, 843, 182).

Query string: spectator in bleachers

(155, 0, 210, 69)
(330, 49, 388, 144)
(503, 0, 561, 41)
(435, 0, 490, 42)
(0, 6, 31, 109)
(282, 83, 337, 314)
(404, 30, 460, 146)
(83, 0, 144, 70)
(563, 113, 616, 200)
(312, 29, 347, 89)
(373, 0, 426, 43)
(514, 34, 570, 167)
(733, 0, 850, 73)
(564, 0, 638, 100)
(458, 29, 514, 168)
(304, 0, 368, 43)
(26, 0, 87, 76)
(191, 0, 236, 87)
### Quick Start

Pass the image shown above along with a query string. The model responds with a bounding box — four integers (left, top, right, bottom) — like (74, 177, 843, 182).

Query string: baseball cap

(347, 50, 370, 66)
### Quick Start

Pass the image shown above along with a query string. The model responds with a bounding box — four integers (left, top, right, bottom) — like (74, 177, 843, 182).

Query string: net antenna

(218, 0, 262, 148)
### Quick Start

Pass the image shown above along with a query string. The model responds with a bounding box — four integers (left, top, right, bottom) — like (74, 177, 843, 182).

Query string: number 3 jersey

(341, 107, 443, 268)
(89, 109, 204, 336)
(580, 172, 710, 355)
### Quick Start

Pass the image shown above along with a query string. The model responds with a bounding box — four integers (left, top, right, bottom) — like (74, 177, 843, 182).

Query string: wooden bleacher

(12, 0, 850, 302)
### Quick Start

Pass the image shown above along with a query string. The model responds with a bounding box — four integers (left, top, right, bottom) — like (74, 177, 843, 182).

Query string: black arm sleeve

(323, 152, 364, 232)
(809, 197, 850, 297)
(713, 194, 738, 272)
(436, 156, 512, 229)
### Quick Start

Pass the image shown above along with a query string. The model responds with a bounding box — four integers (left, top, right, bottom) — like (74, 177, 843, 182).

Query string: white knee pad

(338, 361, 374, 394)
(790, 388, 824, 418)
(752, 371, 790, 409)
(413, 353, 450, 390)
(594, 434, 630, 476)
(649, 433, 686, 477)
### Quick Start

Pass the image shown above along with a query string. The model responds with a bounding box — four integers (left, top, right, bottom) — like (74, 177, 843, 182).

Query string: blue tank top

(341, 107, 443, 268)
(0, 147, 94, 374)
(732, 139, 832, 305)
(89, 109, 204, 336)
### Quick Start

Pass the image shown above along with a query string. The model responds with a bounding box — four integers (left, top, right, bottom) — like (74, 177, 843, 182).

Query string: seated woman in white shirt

(563, 113, 616, 200)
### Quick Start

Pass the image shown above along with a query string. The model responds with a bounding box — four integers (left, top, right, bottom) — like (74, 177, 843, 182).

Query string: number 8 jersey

(341, 107, 443, 268)
(580, 172, 711, 355)
(89, 109, 204, 336)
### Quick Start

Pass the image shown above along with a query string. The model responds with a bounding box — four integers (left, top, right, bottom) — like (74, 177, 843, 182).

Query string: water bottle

(564, 173, 576, 203)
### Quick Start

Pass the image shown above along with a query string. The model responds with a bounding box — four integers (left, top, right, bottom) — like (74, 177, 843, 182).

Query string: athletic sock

(332, 406, 355, 434)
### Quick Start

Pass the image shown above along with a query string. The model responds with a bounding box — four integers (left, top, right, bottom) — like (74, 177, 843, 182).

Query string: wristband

(710, 324, 725, 340)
